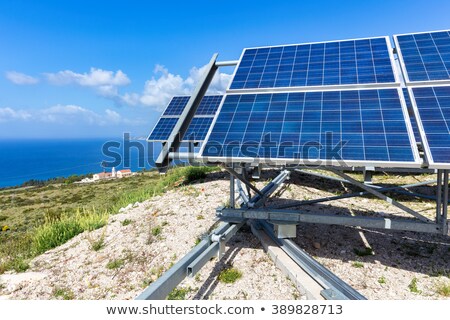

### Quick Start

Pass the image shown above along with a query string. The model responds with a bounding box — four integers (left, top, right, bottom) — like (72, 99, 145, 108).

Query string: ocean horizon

(0, 138, 162, 188)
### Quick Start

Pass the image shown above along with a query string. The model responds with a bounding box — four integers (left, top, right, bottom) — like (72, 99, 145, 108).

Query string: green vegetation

(0, 166, 219, 274)
(408, 277, 421, 294)
(121, 219, 133, 226)
(218, 267, 242, 283)
(106, 259, 125, 270)
(151, 226, 162, 237)
(53, 287, 75, 300)
(352, 261, 364, 268)
(88, 231, 106, 251)
(378, 276, 386, 284)
(167, 287, 192, 300)
(353, 247, 374, 257)
(435, 281, 450, 296)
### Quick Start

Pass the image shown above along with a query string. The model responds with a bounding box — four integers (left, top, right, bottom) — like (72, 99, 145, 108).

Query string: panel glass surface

(162, 96, 190, 116)
(202, 89, 417, 164)
(230, 37, 396, 90)
(147, 118, 178, 141)
(411, 86, 450, 164)
(396, 31, 450, 82)
(183, 118, 214, 141)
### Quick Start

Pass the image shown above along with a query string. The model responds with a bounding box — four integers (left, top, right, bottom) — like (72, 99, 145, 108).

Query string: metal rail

(258, 221, 366, 300)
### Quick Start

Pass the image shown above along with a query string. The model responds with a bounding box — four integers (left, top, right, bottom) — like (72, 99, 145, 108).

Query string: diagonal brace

(222, 165, 263, 197)
(330, 169, 432, 223)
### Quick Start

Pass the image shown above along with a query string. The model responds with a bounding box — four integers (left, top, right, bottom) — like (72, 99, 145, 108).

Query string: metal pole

(436, 170, 443, 224)
(230, 172, 235, 209)
(443, 170, 449, 234)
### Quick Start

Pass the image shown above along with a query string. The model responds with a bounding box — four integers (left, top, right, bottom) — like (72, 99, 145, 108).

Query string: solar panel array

(410, 86, 450, 166)
(148, 95, 222, 142)
(230, 37, 397, 90)
(395, 31, 450, 83)
(202, 89, 417, 165)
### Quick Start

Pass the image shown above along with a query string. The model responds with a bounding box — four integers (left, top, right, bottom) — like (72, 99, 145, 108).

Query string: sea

(0, 138, 163, 188)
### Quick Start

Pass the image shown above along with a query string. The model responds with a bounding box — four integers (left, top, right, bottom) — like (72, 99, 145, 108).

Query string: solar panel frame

(394, 30, 450, 86)
(407, 85, 450, 169)
(227, 36, 401, 93)
(199, 87, 421, 168)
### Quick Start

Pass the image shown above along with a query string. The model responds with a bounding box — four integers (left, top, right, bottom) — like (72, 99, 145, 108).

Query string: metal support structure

(136, 222, 240, 300)
(156, 54, 219, 172)
(230, 171, 235, 209)
(222, 165, 263, 197)
(258, 221, 366, 300)
(218, 207, 441, 234)
(330, 169, 432, 223)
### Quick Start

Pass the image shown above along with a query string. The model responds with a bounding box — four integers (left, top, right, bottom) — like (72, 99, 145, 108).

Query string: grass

(408, 277, 421, 294)
(151, 226, 162, 237)
(353, 247, 374, 257)
(378, 276, 386, 284)
(33, 208, 108, 255)
(87, 230, 106, 251)
(121, 219, 133, 226)
(352, 261, 364, 268)
(167, 287, 192, 300)
(106, 259, 125, 270)
(53, 287, 75, 300)
(0, 166, 219, 274)
(435, 281, 450, 296)
(218, 266, 242, 284)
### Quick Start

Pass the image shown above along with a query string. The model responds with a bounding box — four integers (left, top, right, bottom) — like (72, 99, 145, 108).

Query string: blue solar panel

(162, 95, 222, 116)
(410, 86, 450, 166)
(395, 30, 450, 83)
(229, 37, 397, 90)
(202, 89, 419, 166)
(148, 95, 223, 142)
(402, 88, 422, 143)
(183, 117, 214, 141)
(163, 96, 190, 116)
(148, 118, 178, 141)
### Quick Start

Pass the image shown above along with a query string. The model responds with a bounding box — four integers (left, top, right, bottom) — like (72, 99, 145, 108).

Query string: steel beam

(135, 222, 231, 300)
(217, 208, 441, 234)
(330, 169, 432, 223)
(155, 54, 219, 172)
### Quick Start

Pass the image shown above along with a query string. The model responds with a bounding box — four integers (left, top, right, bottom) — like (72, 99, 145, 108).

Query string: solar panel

(148, 118, 178, 141)
(409, 86, 450, 167)
(201, 88, 420, 167)
(229, 37, 398, 91)
(395, 30, 450, 84)
(402, 88, 422, 143)
(148, 95, 223, 142)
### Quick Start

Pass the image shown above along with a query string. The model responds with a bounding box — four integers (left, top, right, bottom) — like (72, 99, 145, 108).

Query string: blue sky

(1, 0, 449, 139)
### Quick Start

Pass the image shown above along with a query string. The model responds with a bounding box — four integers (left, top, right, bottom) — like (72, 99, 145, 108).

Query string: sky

(1, 0, 449, 139)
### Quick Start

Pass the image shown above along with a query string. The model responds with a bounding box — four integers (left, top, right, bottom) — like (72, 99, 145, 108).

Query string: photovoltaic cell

(202, 89, 419, 166)
(148, 118, 178, 141)
(395, 30, 450, 83)
(148, 95, 223, 141)
(163, 96, 190, 116)
(230, 37, 397, 90)
(183, 117, 214, 141)
(402, 88, 422, 143)
(410, 86, 450, 166)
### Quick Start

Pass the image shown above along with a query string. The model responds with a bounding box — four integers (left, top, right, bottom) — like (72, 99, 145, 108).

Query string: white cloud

(45, 68, 130, 87)
(0, 105, 141, 126)
(121, 64, 232, 111)
(5, 71, 39, 85)
(38, 104, 140, 126)
(0, 107, 32, 122)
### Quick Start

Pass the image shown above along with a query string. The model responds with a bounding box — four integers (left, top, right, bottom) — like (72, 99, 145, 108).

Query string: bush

(218, 267, 242, 283)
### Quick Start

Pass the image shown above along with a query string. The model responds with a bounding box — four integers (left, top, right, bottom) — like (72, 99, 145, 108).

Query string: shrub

(106, 259, 124, 270)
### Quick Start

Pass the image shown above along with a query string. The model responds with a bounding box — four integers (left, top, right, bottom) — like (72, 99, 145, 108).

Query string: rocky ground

(1, 170, 449, 300)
